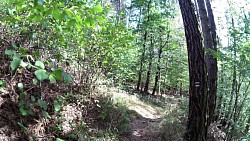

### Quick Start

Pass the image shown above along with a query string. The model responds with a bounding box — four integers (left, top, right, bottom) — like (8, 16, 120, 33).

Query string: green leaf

(42, 110, 51, 118)
(35, 61, 45, 69)
(31, 95, 36, 102)
(56, 54, 62, 61)
(4, 50, 15, 55)
(27, 109, 34, 115)
(65, 9, 74, 18)
(56, 138, 65, 141)
(35, 69, 48, 81)
(49, 74, 57, 83)
(76, 15, 82, 25)
(17, 122, 28, 132)
(92, 6, 103, 13)
(53, 9, 61, 20)
(13, 53, 20, 60)
(62, 72, 73, 82)
(96, 16, 105, 23)
(17, 83, 23, 90)
(67, 19, 76, 27)
(54, 100, 61, 112)
(85, 17, 94, 27)
(20, 92, 26, 100)
(53, 69, 63, 80)
(32, 78, 38, 85)
(0, 80, 4, 85)
(11, 59, 21, 70)
(19, 107, 27, 116)
(19, 47, 27, 54)
(32, 33, 38, 39)
(38, 99, 48, 110)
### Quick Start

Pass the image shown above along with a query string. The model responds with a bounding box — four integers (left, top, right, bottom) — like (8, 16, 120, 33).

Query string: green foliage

(62, 72, 73, 82)
(54, 100, 61, 112)
(215, 4, 250, 139)
(154, 97, 187, 140)
(97, 96, 130, 135)
(18, 92, 34, 116)
(37, 99, 48, 110)
(11, 58, 21, 70)
(56, 138, 65, 141)
(34, 69, 49, 81)
(4, 49, 15, 55)
(17, 122, 28, 133)
(35, 61, 45, 69)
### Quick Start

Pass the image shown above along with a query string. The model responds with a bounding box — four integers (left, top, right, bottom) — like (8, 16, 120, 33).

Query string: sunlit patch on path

(101, 87, 164, 141)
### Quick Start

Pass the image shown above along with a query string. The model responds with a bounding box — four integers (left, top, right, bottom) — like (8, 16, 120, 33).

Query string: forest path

(128, 109, 162, 141)
(106, 87, 165, 141)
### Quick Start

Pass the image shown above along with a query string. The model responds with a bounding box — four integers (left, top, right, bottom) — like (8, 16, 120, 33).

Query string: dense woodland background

(0, 0, 249, 141)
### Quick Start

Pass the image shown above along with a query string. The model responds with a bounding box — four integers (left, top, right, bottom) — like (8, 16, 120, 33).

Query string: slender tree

(178, 0, 208, 140)
(152, 29, 170, 95)
(144, 33, 154, 93)
(136, 0, 151, 91)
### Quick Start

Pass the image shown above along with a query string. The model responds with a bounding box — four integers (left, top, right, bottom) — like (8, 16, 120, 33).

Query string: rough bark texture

(205, 0, 218, 124)
(178, 0, 208, 140)
(197, 0, 218, 125)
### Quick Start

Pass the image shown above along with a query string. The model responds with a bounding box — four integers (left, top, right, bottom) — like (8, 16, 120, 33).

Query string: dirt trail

(129, 113, 161, 141)
(109, 88, 164, 141)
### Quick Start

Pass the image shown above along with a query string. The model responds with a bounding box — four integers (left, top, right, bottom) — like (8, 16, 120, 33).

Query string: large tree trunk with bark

(205, 0, 218, 124)
(197, 0, 218, 125)
(178, 0, 208, 140)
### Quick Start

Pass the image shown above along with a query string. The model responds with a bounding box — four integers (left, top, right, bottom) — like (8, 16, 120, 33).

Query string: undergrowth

(152, 96, 188, 141)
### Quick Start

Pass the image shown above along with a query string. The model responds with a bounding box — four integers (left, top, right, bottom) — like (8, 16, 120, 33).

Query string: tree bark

(197, 0, 218, 125)
(178, 0, 208, 140)
(144, 33, 154, 93)
(137, 30, 147, 90)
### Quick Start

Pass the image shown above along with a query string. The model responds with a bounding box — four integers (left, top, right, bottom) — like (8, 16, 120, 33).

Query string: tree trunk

(152, 47, 162, 95)
(137, 30, 147, 90)
(178, 0, 208, 140)
(216, 64, 225, 120)
(205, 0, 218, 124)
(197, 0, 218, 126)
(152, 30, 170, 95)
(136, 1, 151, 91)
(244, 113, 250, 134)
(144, 33, 154, 93)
